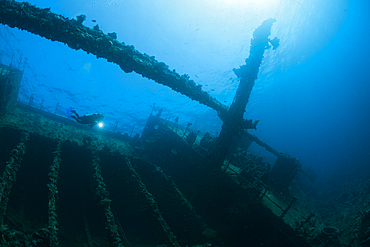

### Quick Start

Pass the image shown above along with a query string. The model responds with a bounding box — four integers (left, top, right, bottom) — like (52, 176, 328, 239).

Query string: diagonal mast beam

(0, 0, 228, 119)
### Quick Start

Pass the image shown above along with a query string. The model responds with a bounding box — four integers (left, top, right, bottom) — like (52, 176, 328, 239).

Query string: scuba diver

(66, 108, 105, 127)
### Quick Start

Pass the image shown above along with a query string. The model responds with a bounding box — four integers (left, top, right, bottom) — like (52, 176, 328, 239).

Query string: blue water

(1, 0, 369, 184)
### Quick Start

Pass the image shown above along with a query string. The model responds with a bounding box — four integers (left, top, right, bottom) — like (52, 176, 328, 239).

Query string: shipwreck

(2, 1, 368, 247)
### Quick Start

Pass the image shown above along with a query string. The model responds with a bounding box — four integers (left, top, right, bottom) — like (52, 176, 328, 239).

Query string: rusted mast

(211, 19, 279, 164)
(0, 0, 228, 118)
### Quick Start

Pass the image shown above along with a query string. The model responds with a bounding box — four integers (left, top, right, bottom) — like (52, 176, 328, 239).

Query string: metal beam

(0, 0, 228, 118)
(211, 19, 279, 162)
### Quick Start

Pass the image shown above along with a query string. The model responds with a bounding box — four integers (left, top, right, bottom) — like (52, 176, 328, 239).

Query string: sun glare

(217, 0, 280, 9)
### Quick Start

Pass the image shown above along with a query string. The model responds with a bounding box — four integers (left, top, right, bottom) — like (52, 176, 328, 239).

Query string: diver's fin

(65, 108, 72, 117)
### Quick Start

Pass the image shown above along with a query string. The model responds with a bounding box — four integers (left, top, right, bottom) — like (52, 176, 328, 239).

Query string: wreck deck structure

(0, 68, 314, 247)
(1, 63, 313, 246)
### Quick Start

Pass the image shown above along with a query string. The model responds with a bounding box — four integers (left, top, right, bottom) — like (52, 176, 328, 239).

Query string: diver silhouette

(66, 108, 105, 127)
